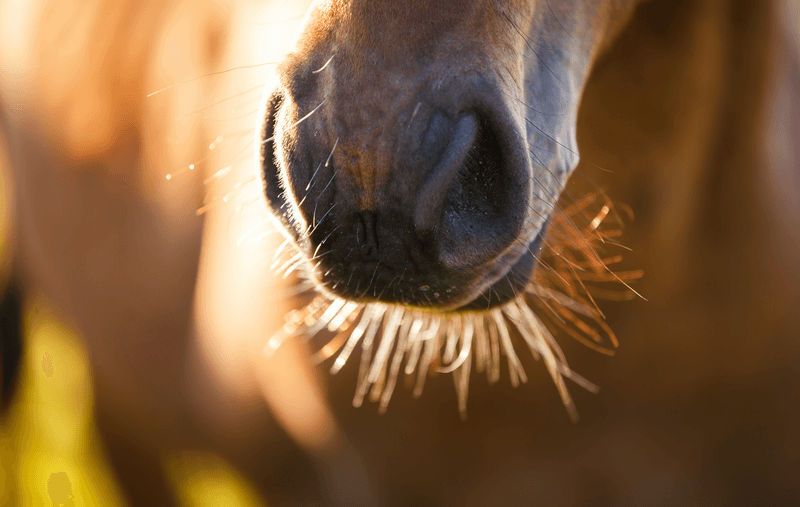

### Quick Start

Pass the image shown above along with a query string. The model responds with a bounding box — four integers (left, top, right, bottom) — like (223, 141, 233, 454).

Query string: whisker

(379, 311, 415, 413)
(262, 99, 327, 144)
(312, 54, 337, 74)
(261, 162, 639, 419)
(147, 62, 279, 97)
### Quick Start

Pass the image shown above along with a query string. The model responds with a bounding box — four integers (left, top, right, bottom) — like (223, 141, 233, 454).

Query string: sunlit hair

(264, 191, 642, 421)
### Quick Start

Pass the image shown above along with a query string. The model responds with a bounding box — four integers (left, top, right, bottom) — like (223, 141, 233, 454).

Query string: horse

(1, 0, 799, 505)
(258, 0, 646, 420)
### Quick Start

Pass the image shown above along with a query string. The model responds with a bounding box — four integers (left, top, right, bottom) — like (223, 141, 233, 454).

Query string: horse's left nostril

(414, 113, 480, 231)
(414, 111, 526, 271)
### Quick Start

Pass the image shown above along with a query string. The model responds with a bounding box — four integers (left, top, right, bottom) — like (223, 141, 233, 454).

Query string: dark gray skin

(261, 0, 640, 310)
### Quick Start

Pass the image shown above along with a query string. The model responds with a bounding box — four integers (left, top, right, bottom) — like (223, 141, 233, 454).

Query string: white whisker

(262, 99, 327, 145)
(352, 305, 387, 407)
(379, 312, 414, 413)
(271, 238, 291, 267)
(274, 252, 302, 276)
(442, 315, 462, 365)
(439, 317, 472, 374)
(303, 298, 346, 337)
(312, 53, 336, 74)
(474, 316, 488, 374)
(331, 304, 376, 374)
(262, 182, 637, 420)
(367, 306, 405, 385)
(413, 317, 441, 398)
(491, 309, 527, 387)
(403, 314, 428, 375)
(328, 301, 361, 332)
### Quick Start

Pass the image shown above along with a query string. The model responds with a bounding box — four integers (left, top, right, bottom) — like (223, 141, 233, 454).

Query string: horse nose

(413, 111, 525, 271)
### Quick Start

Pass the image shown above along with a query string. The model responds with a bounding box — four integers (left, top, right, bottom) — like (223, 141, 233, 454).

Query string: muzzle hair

(263, 192, 642, 421)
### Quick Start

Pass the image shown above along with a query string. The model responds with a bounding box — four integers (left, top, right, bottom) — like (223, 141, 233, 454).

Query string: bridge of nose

(311, 88, 461, 211)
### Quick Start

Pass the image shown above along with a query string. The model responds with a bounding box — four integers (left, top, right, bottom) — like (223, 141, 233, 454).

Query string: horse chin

(457, 229, 544, 312)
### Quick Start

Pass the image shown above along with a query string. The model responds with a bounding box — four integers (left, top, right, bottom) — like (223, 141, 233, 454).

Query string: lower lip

(456, 229, 544, 311)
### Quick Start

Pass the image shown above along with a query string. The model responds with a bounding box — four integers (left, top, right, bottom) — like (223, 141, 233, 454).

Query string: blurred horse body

(1, 0, 799, 506)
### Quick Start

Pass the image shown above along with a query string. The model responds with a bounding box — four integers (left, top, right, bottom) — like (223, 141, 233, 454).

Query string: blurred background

(1, 0, 799, 506)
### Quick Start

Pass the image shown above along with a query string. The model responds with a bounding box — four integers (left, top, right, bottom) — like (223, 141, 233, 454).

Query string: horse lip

(456, 226, 546, 311)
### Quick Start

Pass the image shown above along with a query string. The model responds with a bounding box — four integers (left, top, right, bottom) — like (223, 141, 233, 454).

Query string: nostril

(414, 113, 480, 231)
(436, 115, 525, 270)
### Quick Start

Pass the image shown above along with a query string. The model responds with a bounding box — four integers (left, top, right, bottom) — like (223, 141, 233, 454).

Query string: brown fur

(1, 0, 799, 506)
